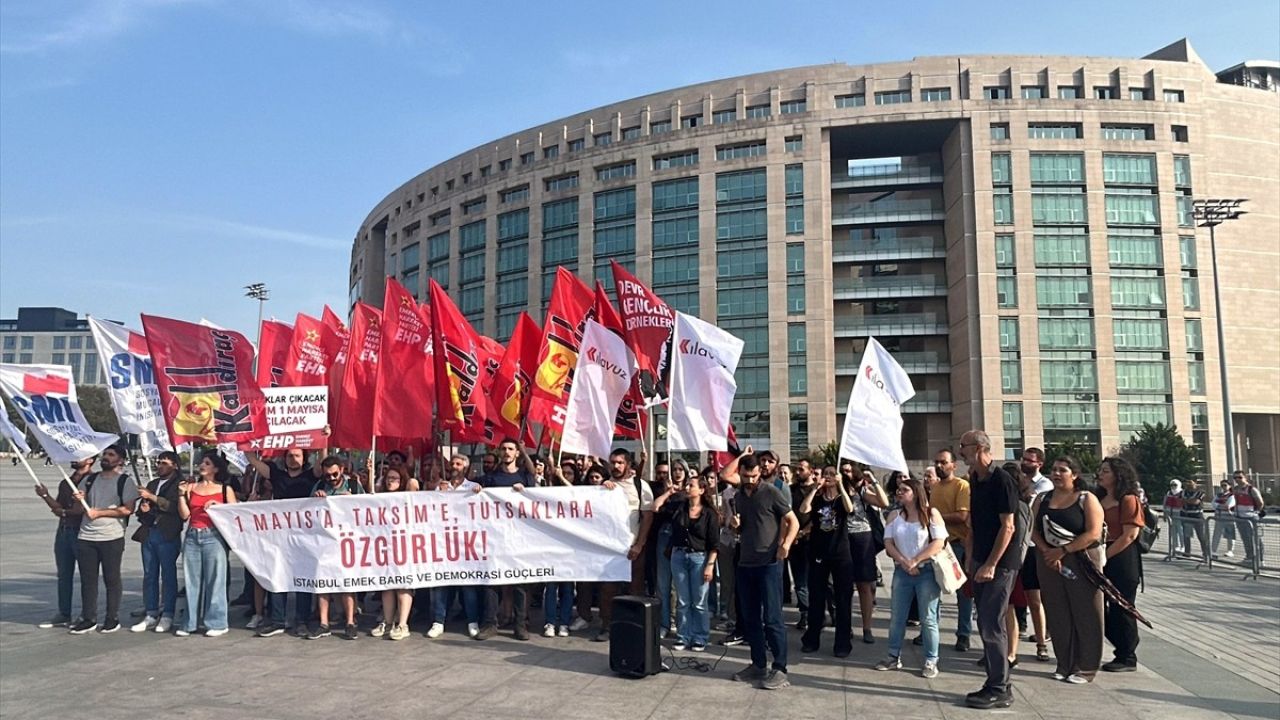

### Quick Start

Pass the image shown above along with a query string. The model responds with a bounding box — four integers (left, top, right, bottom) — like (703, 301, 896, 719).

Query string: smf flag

(141, 315, 269, 446)
(0, 364, 118, 462)
(560, 320, 638, 459)
(0, 399, 31, 454)
(667, 313, 743, 452)
(87, 317, 168, 440)
(838, 337, 915, 472)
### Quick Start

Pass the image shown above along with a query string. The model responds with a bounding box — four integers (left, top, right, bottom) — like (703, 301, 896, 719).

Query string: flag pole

(9, 438, 48, 489)
(368, 435, 377, 493)
(52, 461, 93, 513)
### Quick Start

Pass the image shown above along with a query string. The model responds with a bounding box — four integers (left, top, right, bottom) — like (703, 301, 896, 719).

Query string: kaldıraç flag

(0, 364, 119, 462)
(330, 302, 381, 450)
(528, 267, 593, 432)
(838, 337, 915, 472)
(667, 312, 744, 451)
(471, 335, 506, 444)
(592, 282, 644, 439)
(429, 279, 491, 437)
(87, 316, 169, 442)
(257, 319, 293, 389)
(322, 305, 351, 428)
(374, 277, 434, 440)
(141, 315, 269, 446)
(0, 397, 32, 454)
(282, 313, 338, 388)
(488, 312, 540, 443)
(560, 319, 638, 459)
(611, 259, 675, 384)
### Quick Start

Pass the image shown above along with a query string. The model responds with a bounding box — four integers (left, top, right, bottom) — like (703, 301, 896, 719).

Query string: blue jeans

(671, 549, 711, 645)
(888, 564, 942, 662)
(952, 541, 973, 639)
(54, 525, 79, 618)
(182, 528, 229, 632)
(737, 561, 787, 672)
(543, 583, 575, 627)
(434, 586, 480, 625)
(269, 591, 314, 627)
(656, 524, 674, 628)
(141, 531, 181, 618)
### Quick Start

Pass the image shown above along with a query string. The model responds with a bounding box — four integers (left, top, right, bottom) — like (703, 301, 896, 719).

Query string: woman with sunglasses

(875, 474, 947, 678)
(798, 466, 855, 657)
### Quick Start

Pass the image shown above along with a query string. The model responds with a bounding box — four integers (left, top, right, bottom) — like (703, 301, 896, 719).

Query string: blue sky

(2, 0, 1277, 338)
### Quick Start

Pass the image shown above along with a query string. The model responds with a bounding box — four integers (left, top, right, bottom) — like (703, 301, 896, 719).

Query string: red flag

(23, 373, 70, 396)
(488, 312, 540, 443)
(141, 314, 269, 446)
(528, 267, 594, 432)
(611, 260, 675, 381)
(322, 305, 351, 428)
(592, 282, 645, 440)
(257, 319, 293, 389)
(470, 336, 505, 444)
(330, 303, 381, 450)
(283, 313, 338, 387)
(429, 279, 491, 438)
(374, 277, 435, 440)
(712, 424, 742, 472)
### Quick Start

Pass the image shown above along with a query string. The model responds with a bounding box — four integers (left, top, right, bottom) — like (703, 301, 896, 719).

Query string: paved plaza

(1, 465, 1276, 720)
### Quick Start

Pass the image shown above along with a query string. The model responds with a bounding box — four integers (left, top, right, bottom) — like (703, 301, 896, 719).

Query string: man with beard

(475, 439, 538, 641)
(593, 448, 653, 643)
(248, 448, 323, 638)
(1018, 447, 1051, 659)
(130, 451, 185, 634)
(68, 445, 140, 634)
(34, 455, 96, 629)
(788, 459, 817, 629)
(931, 448, 973, 651)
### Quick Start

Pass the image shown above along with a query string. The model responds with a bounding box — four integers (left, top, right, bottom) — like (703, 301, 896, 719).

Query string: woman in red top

(1095, 456, 1145, 672)
(176, 453, 238, 637)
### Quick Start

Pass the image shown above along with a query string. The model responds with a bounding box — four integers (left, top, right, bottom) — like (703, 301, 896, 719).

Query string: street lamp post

(1192, 198, 1248, 474)
(244, 283, 270, 375)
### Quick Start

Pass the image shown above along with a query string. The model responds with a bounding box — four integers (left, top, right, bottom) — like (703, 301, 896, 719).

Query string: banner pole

(53, 462, 93, 513)
(646, 400, 656, 490)
(9, 438, 47, 489)
(368, 435, 377, 493)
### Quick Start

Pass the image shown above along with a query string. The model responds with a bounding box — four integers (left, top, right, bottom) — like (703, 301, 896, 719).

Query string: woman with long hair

(840, 460, 890, 644)
(572, 463, 610, 631)
(542, 461, 580, 638)
(876, 474, 947, 677)
(799, 466, 855, 657)
(1095, 456, 1145, 673)
(1031, 456, 1105, 683)
(175, 452, 238, 637)
(373, 467, 418, 640)
(655, 471, 721, 651)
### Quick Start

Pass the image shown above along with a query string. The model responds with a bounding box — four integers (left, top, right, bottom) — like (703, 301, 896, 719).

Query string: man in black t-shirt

(959, 430, 1020, 710)
(247, 449, 323, 638)
(475, 438, 537, 641)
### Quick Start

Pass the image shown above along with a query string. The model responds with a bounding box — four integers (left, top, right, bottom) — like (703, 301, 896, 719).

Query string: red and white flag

(374, 277, 434, 440)
(0, 364, 117, 462)
(257, 319, 293, 389)
(322, 305, 350, 429)
(528, 267, 593, 432)
(87, 317, 168, 450)
(560, 320, 638, 459)
(488, 312, 541, 444)
(429, 280, 491, 439)
(667, 312, 743, 452)
(611, 260, 675, 382)
(141, 315, 269, 446)
(592, 282, 644, 439)
(330, 303, 380, 450)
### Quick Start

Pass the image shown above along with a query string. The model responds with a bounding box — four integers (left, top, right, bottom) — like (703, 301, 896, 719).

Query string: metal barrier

(1154, 511, 1272, 578)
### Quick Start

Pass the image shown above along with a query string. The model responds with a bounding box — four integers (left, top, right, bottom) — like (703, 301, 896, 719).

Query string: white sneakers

(568, 617, 590, 632)
(426, 622, 445, 639)
(467, 622, 480, 638)
(542, 623, 556, 638)
(154, 617, 172, 633)
(557, 625, 570, 637)
(205, 628, 228, 637)
(130, 616, 158, 633)
(370, 622, 387, 638)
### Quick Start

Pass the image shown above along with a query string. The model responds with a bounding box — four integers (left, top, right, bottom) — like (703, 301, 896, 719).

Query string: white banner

(0, 364, 119, 463)
(838, 337, 915, 472)
(87, 317, 169, 441)
(0, 400, 31, 454)
(560, 320, 637, 458)
(667, 312, 744, 451)
(238, 385, 329, 451)
(208, 487, 633, 592)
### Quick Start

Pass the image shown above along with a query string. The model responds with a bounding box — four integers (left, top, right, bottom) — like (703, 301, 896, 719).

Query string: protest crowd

(2, 262, 1229, 710)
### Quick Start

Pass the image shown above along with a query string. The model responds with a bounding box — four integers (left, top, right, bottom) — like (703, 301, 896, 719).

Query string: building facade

(349, 39, 1280, 473)
(0, 307, 107, 385)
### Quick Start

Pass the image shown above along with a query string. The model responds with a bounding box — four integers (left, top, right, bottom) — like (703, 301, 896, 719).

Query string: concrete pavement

(1, 464, 1276, 720)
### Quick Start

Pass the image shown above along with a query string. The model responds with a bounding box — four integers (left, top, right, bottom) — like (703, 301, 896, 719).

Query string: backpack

(83, 472, 133, 528)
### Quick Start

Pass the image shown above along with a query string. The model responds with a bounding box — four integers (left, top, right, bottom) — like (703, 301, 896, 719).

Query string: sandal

(1036, 644, 1051, 662)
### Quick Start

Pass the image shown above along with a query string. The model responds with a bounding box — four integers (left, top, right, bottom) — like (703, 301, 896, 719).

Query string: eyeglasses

(326, 472, 343, 480)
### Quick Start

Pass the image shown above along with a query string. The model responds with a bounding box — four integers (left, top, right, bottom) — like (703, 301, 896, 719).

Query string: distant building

(0, 307, 108, 385)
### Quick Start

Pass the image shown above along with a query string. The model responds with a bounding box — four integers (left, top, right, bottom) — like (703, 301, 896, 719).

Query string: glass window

(680, 115, 701, 129)
(542, 230, 578, 263)
(780, 99, 806, 114)
(1004, 401, 1024, 430)
(1173, 156, 1192, 188)
(461, 197, 486, 215)
(1129, 88, 1150, 101)
(1041, 360, 1099, 391)
(1043, 401, 1100, 429)
(787, 280, 805, 313)
(497, 243, 528, 274)
(997, 273, 1018, 308)
(1101, 124, 1153, 141)
(1113, 318, 1168, 349)
(520, 152, 535, 166)
(745, 104, 770, 119)
(542, 197, 579, 230)
(922, 88, 951, 102)
(568, 138, 585, 152)
(785, 136, 803, 152)
(1102, 154, 1156, 185)
(717, 287, 768, 318)
(1094, 86, 1117, 100)
(458, 252, 486, 284)
(650, 120, 671, 135)
(875, 90, 911, 105)
(999, 318, 1020, 351)
(1111, 275, 1166, 308)
(594, 132, 613, 147)
(621, 126, 641, 141)
(428, 231, 450, 261)
(786, 243, 805, 274)
(1028, 123, 1082, 139)
(1182, 274, 1201, 310)
(500, 185, 529, 204)
(1001, 360, 1022, 393)
(716, 141, 767, 161)
(713, 109, 737, 124)
(993, 188, 1013, 225)
(1185, 319, 1203, 352)
(835, 94, 865, 108)
(1034, 230, 1090, 266)
(1032, 188, 1087, 225)
(990, 123, 1009, 141)
(1179, 236, 1197, 269)
(983, 86, 1010, 100)
(1057, 86, 1082, 99)
(21, 336, 35, 350)
(497, 209, 529, 242)
(401, 242, 420, 272)
(652, 215, 699, 249)
(1108, 232, 1162, 267)
(1, 337, 13, 350)
(1036, 275, 1092, 307)
(18, 353, 32, 364)
(1177, 195, 1195, 228)
(1164, 89, 1185, 103)
(543, 145, 559, 160)
(52, 352, 65, 364)
(717, 208, 766, 241)
(1039, 318, 1095, 349)
(1172, 125, 1189, 143)
(498, 159, 512, 171)
(1188, 360, 1206, 395)
(652, 251, 700, 285)
(593, 224, 635, 257)
(991, 153, 1012, 185)
(458, 220, 486, 252)
(1115, 361, 1170, 392)
(52, 336, 66, 350)
(596, 161, 636, 182)
(717, 246, 768, 277)
(995, 234, 1016, 266)
(544, 173, 579, 192)
(1020, 85, 1046, 99)
(786, 200, 804, 235)
(495, 276, 527, 307)
(594, 187, 635, 222)
(785, 164, 804, 197)
(715, 169, 767, 204)
(1105, 190, 1159, 225)
(652, 177, 699, 212)
(653, 150, 699, 170)
(1030, 153, 1085, 184)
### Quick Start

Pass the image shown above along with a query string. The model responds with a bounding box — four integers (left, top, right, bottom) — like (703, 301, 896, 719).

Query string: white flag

(667, 312, 744, 451)
(0, 398, 31, 454)
(87, 317, 169, 445)
(0, 364, 119, 463)
(838, 337, 915, 472)
(561, 320, 637, 458)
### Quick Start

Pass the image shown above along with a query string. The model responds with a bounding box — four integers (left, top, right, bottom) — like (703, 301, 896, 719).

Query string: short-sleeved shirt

(1103, 494, 1145, 534)
(736, 482, 793, 568)
(931, 476, 971, 542)
(270, 465, 315, 500)
(79, 471, 141, 542)
(616, 474, 655, 539)
(310, 478, 364, 497)
(969, 466, 1021, 572)
(808, 493, 852, 561)
(481, 468, 535, 489)
(56, 477, 85, 530)
(665, 499, 721, 554)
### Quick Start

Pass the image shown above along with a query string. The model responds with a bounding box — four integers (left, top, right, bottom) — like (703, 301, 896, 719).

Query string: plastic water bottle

(1059, 565, 1077, 580)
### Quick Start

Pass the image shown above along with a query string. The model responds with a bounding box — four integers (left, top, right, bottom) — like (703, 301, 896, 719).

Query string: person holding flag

(129, 450, 185, 634)
(32, 455, 96, 629)
(68, 444, 140, 635)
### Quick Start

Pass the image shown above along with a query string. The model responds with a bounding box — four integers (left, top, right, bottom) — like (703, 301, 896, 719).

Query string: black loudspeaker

(609, 595, 662, 677)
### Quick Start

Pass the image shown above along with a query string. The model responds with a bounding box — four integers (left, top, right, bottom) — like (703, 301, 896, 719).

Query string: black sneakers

(965, 687, 1013, 709)
(255, 622, 286, 637)
(99, 619, 121, 633)
(68, 619, 98, 635)
(343, 624, 358, 641)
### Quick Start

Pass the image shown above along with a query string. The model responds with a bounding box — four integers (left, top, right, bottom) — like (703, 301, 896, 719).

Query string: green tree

(1119, 422, 1200, 489)
(1044, 437, 1100, 475)
(806, 441, 841, 468)
(75, 385, 121, 435)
